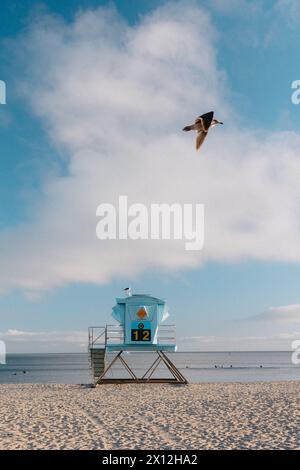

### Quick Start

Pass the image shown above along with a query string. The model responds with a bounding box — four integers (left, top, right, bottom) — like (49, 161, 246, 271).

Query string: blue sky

(1, 0, 300, 352)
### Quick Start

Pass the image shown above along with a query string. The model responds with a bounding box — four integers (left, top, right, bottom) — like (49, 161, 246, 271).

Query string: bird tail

(182, 125, 194, 132)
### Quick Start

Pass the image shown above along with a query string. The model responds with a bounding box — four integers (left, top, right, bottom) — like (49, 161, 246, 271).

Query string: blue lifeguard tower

(88, 291, 187, 384)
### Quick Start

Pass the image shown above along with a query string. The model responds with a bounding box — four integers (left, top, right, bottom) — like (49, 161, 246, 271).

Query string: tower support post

(95, 350, 188, 385)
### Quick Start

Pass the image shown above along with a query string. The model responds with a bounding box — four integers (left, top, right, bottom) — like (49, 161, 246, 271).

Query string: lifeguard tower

(88, 291, 187, 385)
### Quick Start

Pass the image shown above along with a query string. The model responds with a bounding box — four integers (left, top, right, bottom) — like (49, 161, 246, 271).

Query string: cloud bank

(249, 304, 300, 324)
(0, 329, 87, 353)
(1, 1, 300, 295)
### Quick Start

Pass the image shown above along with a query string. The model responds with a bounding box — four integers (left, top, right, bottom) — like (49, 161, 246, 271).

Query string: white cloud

(274, 0, 300, 26)
(178, 332, 300, 351)
(1, 2, 300, 295)
(1, 328, 86, 342)
(0, 329, 87, 352)
(249, 304, 300, 324)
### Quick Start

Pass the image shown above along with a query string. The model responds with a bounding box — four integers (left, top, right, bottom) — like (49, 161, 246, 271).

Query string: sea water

(0, 351, 299, 384)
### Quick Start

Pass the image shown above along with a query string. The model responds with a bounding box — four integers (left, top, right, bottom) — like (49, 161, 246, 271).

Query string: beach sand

(0, 382, 299, 450)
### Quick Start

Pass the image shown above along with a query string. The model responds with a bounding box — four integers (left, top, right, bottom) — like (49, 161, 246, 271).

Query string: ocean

(0, 351, 299, 384)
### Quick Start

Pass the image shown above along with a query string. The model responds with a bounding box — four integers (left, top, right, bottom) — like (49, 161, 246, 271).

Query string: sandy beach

(0, 381, 299, 450)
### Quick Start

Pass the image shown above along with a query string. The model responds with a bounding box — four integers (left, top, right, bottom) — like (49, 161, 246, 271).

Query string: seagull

(123, 287, 132, 297)
(182, 111, 223, 151)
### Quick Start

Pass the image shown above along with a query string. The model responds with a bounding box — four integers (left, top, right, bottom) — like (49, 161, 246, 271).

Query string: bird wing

(194, 116, 204, 130)
(197, 111, 214, 131)
(196, 131, 207, 150)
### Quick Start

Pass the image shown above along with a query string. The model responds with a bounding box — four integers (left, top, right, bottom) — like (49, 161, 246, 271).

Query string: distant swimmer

(182, 111, 223, 151)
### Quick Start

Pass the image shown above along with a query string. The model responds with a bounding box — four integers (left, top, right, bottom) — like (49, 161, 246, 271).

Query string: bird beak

(219, 122, 224, 125)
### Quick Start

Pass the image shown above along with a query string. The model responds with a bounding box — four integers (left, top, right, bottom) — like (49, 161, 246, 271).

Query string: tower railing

(89, 324, 176, 348)
(157, 324, 176, 345)
(106, 324, 125, 345)
(88, 326, 107, 348)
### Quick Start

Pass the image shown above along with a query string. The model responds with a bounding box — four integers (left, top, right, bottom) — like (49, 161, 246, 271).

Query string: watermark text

(291, 80, 300, 105)
(0, 340, 6, 364)
(96, 196, 204, 251)
(0, 80, 6, 105)
(291, 340, 300, 365)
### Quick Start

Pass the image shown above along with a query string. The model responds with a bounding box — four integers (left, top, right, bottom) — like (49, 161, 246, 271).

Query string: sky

(1, 0, 300, 352)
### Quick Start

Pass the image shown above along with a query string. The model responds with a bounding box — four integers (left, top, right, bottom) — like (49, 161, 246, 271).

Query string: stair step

(90, 348, 106, 381)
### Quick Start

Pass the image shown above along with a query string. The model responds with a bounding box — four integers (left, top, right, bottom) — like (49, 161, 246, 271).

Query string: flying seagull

(182, 111, 223, 151)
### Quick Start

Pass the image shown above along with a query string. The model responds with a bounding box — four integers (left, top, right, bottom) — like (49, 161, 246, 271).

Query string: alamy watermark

(0, 340, 6, 364)
(291, 80, 300, 105)
(96, 195, 204, 251)
(291, 340, 300, 365)
(0, 80, 6, 105)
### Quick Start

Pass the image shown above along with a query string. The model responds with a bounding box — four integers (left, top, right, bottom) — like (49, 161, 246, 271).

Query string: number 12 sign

(131, 329, 151, 342)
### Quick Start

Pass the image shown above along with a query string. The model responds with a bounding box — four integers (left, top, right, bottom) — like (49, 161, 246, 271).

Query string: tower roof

(116, 294, 165, 305)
